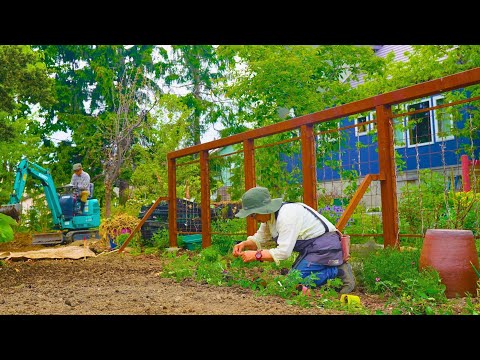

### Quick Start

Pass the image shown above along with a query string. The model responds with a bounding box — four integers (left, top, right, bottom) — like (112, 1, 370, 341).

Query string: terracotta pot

(420, 229, 479, 298)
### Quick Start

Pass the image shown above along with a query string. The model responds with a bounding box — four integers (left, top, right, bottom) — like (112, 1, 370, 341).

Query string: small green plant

(261, 269, 308, 299)
(159, 251, 198, 282)
(211, 217, 246, 256)
(362, 247, 447, 314)
(462, 295, 480, 315)
(199, 246, 222, 263)
(0, 213, 17, 243)
(362, 247, 423, 292)
(195, 260, 230, 286)
(471, 261, 480, 278)
(148, 228, 170, 249)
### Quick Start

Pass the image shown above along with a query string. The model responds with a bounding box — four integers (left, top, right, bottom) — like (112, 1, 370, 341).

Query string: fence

(158, 67, 480, 250)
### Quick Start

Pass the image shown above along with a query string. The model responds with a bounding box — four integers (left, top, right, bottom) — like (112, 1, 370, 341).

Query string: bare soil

(0, 233, 470, 315)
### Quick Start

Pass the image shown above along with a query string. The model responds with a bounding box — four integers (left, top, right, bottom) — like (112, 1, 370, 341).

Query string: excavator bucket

(0, 203, 22, 222)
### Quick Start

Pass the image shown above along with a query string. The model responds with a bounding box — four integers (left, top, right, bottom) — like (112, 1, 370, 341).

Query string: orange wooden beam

(200, 150, 211, 248)
(118, 196, 169, 253)
(336, 174, 380, 232)
(376, 104, 400, 249)
(168, 157, 178, 248)
(168, 68, 480, 160)
(301, 124, 317, 210)
(243, 139, 257, 236)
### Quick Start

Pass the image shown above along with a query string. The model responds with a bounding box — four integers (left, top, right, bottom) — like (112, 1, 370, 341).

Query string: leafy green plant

(159, 251, 198, 282)
(261, 269, 309, 299)
(195, 251, 230, 286)
(211, 217, 247, 256)
(361, 247, 448, 314)
(438, 191, 480, 235)
(0, 213, 16, 243)
(147, 228, 170, 249)
(199, 246, 222, 263)
(363, 247, 421, 291)
(472, 261, 480, 279)
(397, 169, 480, 236)
(462, 296, 480, 315)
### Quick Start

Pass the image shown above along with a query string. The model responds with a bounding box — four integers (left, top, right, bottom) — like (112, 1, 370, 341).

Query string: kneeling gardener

(232, 186, 355, 294)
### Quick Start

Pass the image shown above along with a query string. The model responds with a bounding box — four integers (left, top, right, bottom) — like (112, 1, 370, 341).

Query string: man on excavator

(70, 163, 90, 213)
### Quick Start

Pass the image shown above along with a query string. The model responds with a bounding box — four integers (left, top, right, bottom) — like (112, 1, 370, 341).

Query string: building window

(354, 111, 377, 137)
(369, 111, 377, 133)
(393, 118, 406, 147)
(355, 115, 369, 136)
(406, 99, 433, 147)
(433, 95, 454, 141)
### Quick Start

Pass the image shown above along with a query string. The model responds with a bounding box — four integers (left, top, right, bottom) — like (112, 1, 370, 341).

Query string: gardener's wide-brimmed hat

(235, 186, 283, 218)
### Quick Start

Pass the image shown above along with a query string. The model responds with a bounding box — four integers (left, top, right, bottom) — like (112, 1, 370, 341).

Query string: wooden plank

(200, 150, 211, 248)
(376, 104, 399, 249)
(118, 196, 169, 253)
(243, 139, 257, 236)
(301, 124, 317, 210)
(168, 68, 480, 159)
(336, 174, 379, 232)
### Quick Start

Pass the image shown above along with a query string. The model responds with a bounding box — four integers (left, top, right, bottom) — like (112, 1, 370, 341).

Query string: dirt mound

(0, 232, 45, 252)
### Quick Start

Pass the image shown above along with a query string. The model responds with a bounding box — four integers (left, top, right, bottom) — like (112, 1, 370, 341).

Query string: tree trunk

(104, 181, 113, 218)
(119, 179, 129, 206)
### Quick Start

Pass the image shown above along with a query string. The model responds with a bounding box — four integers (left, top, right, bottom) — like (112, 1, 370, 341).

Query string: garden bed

(0, 233, 475, 315)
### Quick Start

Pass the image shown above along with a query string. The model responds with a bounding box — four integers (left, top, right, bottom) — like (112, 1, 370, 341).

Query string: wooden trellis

(163, 67, 480, 250)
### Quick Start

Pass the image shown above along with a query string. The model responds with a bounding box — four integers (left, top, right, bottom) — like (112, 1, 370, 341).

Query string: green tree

(164, 45, 235, 145)
(38, 45, 166, 214)
(130, 94, 191, 202)
(0, 45, 56, 203)
(217, 45, 384, 196)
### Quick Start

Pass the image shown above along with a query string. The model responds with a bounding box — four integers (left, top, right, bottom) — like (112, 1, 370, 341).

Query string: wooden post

(168, 156, 178, 248)
(301, 124, 317, 210)
(243, 139, 256, 236)
(200, 150, 211, 247)
(376, 104, 399, 249)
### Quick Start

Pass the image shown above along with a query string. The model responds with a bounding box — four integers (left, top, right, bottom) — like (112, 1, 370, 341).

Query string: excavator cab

(58, 183, 94, 219)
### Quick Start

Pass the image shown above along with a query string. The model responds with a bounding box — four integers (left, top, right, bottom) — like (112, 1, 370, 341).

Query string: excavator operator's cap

(73, 163, 82, 171)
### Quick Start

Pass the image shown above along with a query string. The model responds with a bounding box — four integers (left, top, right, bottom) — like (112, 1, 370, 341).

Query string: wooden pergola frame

(118, 67, 480, 253)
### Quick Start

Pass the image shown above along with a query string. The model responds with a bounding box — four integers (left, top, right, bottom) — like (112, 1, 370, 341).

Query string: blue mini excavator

(0, 158, 101, 245)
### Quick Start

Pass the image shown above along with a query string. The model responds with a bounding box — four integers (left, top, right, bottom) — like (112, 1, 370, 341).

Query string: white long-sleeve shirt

(247, 202, 337, 265)
(70, 171, 91, 192)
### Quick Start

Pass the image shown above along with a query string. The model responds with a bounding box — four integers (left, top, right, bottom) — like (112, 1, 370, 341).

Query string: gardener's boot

(337, 262, 356, 294)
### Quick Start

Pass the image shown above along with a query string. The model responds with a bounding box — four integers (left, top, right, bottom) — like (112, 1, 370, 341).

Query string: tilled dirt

(0, 233, 470, 315)
(0, 251, 359, 315)
(0, 233, 363, 315)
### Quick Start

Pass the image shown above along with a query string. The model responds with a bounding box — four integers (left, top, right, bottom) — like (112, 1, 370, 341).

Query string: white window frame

(393, 116, 406, 149)
(354, 114, 369, 136)
(406, 97, 434, 148)
(391, 104, 406, 148)
(432, 95, 454, 142)
(368, 111, 376, 133)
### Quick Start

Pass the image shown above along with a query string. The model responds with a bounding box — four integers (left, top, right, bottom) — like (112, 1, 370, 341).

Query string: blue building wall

(283, 94, 480, 182)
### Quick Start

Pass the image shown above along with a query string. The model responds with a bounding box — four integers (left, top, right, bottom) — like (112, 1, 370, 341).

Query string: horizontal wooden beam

(168, 67, 480, 159)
